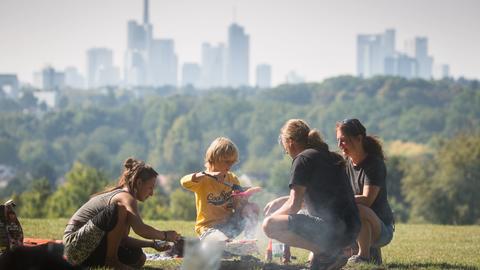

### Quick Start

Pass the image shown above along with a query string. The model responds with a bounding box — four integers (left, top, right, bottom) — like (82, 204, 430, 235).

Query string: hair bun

(124, 157, 136, 170)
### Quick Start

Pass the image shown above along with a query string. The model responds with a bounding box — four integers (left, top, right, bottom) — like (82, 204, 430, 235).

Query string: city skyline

(1, 0, 479, 86)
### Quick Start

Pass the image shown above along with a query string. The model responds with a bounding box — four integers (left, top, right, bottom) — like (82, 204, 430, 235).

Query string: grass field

(20, 219, 480, 270)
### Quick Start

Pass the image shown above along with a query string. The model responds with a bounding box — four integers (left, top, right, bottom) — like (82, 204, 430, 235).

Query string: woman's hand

(164, 230, 180, 242)
(152, 240, 171, 252)
(263, 196, 289, 216)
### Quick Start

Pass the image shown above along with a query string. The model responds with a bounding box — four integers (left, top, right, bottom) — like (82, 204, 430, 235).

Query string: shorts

(63, 204, 144, 267)
(372, 221, 394, 248)
(199, 211, 246, 241)
(288, 214, 357, 253)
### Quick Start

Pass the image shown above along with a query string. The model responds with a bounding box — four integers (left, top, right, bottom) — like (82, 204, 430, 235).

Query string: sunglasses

(341, 118, 366, 136)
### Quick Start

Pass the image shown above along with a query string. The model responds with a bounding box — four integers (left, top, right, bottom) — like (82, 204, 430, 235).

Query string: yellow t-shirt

(180, 171, 240, 236)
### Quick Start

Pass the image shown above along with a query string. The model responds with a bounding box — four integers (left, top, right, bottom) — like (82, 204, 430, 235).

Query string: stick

(202, 171, 245, 191)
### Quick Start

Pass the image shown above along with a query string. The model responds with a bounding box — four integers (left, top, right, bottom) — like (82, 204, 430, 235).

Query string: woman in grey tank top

(63, 158, 180, 269)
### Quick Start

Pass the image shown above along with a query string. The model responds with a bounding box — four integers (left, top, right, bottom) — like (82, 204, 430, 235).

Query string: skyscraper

(124, 0, 153, 86)
(0, 74, 19, 98)
(413, 37, 433, 79)
(182, 63, 201, 88)
(124, 0, 180, 88)
(227, 23, 249, 88)
(357, 29, 395, 78)
(35, 66, 65, 90)
(127, 21, 148, 51)
(149, 39, 178, 87)
(87, 48, 119, 88)
(200, 42, 226, 88)
(255, 64, 271, 88)
(441, 64, 450, 78)
(357, 29, 437, 80)
(64, 67, 85, 89)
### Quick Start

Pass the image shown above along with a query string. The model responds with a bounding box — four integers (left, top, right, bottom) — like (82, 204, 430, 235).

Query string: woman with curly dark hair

(336, 119, 394, 265)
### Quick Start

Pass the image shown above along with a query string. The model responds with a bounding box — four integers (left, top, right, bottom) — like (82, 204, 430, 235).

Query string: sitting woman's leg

(117, 245, 146, 268)
(104, 204, 132, 269)
(356, 204, 382, 259)
(76, 204, 131, 269)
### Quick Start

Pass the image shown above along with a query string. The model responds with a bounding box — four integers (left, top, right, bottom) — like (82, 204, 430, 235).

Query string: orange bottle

(265, 239, 273, 262)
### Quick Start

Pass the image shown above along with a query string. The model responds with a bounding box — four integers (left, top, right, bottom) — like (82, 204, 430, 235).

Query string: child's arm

(180, 172, 205, 191)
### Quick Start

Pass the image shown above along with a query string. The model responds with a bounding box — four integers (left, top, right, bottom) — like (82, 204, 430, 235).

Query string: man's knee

(262, 216, 276, 238)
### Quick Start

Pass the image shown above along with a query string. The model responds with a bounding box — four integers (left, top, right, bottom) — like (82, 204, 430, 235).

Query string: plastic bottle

(265, 239, 272, 262)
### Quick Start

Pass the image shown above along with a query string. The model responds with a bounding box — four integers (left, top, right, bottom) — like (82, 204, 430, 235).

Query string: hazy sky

(0, 0, 479, 86)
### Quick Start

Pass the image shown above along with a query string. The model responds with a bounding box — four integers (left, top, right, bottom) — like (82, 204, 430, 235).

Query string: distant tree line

(0, 76, 479, 224)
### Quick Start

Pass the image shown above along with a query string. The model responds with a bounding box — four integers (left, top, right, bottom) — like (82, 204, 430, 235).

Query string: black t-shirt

(346, 155, 393, 225)
(289, 148, 359, 232)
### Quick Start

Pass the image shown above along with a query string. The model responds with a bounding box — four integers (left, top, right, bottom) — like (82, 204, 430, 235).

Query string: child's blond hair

(204, 137, 238, 167)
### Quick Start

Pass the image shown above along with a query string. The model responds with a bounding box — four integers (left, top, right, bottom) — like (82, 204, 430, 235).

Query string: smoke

(181, 238, 225, 270)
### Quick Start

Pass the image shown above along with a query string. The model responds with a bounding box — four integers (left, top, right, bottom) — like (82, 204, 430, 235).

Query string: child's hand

(232, 186, 262, 197)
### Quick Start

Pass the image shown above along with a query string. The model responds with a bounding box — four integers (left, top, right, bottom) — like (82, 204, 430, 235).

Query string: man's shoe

(310, 252, 347, 270)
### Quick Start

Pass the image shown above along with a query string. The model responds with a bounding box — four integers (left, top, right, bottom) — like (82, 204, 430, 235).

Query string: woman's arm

(355, 184, 380, 207)
(122, 237, 172, 252)
(122, 236, 154, 249)
(270, 186, 305, 216)
(114, 193, 179, 241)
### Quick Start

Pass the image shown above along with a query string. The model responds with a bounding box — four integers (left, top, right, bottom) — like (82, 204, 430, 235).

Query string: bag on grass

(0, 199, 24, 255)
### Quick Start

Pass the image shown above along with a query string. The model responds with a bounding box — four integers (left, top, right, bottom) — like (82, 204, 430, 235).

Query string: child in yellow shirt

(180, 137, 259, 241)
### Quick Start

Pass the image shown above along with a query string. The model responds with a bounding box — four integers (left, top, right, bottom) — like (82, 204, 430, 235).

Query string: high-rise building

(125, 50, 147, 86)
(124, 0, 152, 86)
(255, 64, 271, 88)
(87, 48, 119, 88)
(0, 74, 19, 98)
(227, 23, 249, 88)
(383, 29, 396, 58)
(200, 43, 226, 88)
(64, 67, 85, 89)
(357, 29, 396, 77)
(182, 63, 201, 87)
(34, 66, 65, 90)
(413, 37, 433, 79)
(149, 39, 178, 87)
(124, 0, 180, 88)
(396, 53, 417, 79)
(433, 64, 450, 79)
(127, 21, 148, 51)
(441, 64, 450, 78)
(357, 29, 438, 80)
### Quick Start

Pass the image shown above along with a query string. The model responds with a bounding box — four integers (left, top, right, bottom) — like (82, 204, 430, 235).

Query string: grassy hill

(20, 219, 480, 269)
